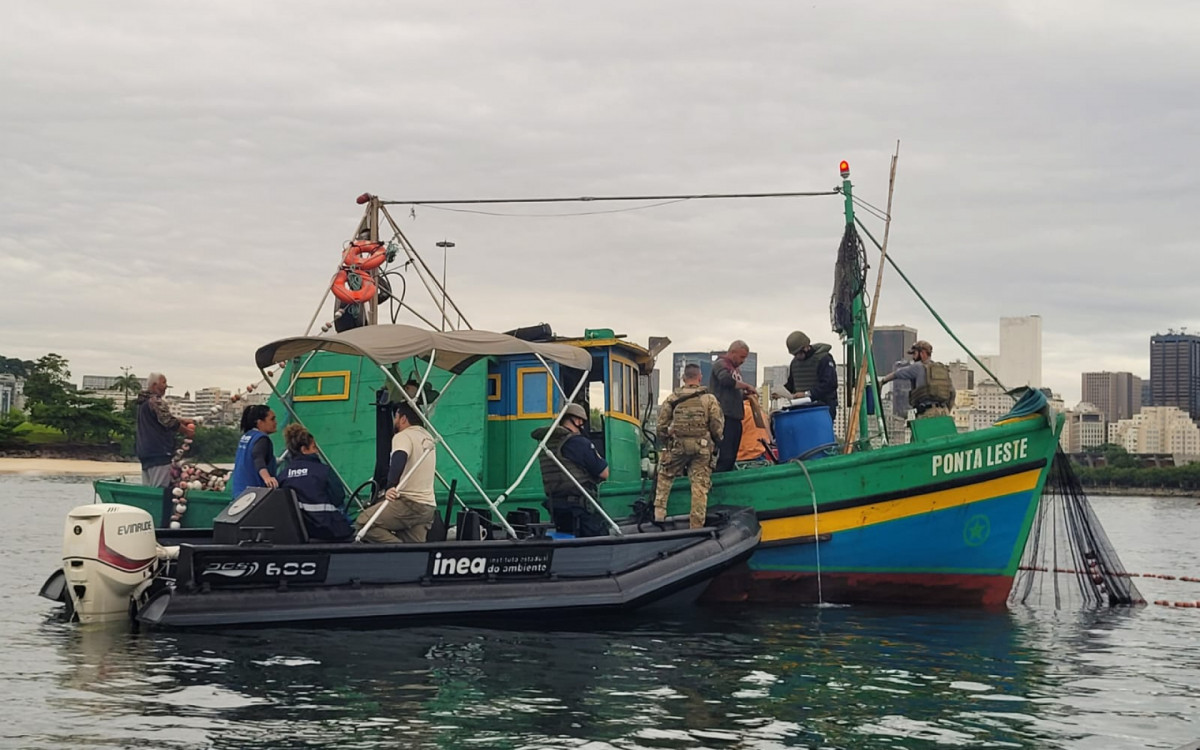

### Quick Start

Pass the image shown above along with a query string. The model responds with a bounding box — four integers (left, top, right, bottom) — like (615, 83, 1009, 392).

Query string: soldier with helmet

(654, 363, 725, 528)
(784, 330, 839, 421)
(531, 402, 610, 537)
(880, 339, 956, 418)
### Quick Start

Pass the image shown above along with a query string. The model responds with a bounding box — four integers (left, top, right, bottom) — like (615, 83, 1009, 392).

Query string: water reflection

(14, 480, 1200, 749)
(43, 606, 1068, 749)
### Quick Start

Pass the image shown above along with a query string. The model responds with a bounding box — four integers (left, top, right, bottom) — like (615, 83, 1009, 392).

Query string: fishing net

(830, 224, 866, 336)
(1009, 448, 1143, 608)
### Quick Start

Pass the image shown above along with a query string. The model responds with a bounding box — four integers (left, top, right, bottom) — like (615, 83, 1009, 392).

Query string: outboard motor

(60, 504, 159, 624)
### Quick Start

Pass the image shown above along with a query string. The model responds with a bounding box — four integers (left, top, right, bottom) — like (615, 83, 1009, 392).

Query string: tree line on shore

(1071, 444, 1200, 492)
(0, 353, 239, 462)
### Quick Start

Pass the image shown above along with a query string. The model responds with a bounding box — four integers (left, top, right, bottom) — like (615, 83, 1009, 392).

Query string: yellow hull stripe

(760, 468, 1042, 544)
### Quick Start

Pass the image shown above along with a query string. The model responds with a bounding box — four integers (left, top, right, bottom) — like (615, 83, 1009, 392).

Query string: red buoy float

(342, 241, 387, 271)
(331, 269, 377, 304)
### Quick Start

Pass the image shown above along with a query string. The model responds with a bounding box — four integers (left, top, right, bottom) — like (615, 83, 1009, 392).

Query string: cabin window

(487, 374, 501, 401)
(610, 361, 625, 415)
(293, 370, 351, 402)
(517, 367, 554, 418)
(609, 357, 640, 422)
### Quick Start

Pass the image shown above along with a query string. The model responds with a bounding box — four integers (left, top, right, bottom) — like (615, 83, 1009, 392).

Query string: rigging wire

(852, 216, 1012, 398)
(411, 199, 692, 218)
(381, 189, 840, 206)
(851, 195, 890, 223)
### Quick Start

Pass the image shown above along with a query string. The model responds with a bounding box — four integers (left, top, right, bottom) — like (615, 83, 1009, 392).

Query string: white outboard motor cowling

(62, 504, 159, 624)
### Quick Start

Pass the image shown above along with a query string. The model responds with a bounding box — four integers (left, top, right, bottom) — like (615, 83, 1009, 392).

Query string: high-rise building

(872, 325, 917, 378)
(81, 374, 149, 392)
(1081, 371, 1143, 425)
(945, 360, 975, 393)
(762, 365, 789, 391)
(1150, 332, 1200, 419)
(1108, 406, 1200, 455)
(671, 351, 758, 389)
(998, 315, 1042, 388)
(872, 325, 917, 417)
(1061, 402, 1107, 453)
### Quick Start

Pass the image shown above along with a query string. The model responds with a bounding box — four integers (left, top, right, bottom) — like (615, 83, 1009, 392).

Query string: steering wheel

(348, 479, 378, 512)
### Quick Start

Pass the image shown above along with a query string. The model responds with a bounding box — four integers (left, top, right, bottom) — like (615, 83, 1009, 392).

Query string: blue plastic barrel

(772, 405, 837, 462)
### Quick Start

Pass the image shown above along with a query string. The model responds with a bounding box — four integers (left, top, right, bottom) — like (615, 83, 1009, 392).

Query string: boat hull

(135, 507, 760, 628)
(96, 414, 1061, 608)
(624, 415, 1062, 607)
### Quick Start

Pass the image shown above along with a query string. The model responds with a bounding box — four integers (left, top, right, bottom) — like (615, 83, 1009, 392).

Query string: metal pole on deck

(436, 240, 455, 331)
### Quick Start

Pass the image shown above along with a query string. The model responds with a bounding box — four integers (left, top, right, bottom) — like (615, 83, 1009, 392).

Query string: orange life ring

(331, 269, 377, 304)
(342, 241, 387, 271)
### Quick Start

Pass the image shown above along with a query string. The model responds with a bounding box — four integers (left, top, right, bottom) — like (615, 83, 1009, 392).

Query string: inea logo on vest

(286, 467, 309, 479)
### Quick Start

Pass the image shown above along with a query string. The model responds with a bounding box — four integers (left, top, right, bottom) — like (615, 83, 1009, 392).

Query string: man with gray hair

(135, 372, 195, 487)
(709, 340, 756, 472)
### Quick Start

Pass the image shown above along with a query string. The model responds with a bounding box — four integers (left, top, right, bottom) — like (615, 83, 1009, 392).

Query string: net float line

(1019, 566, 1200, 583)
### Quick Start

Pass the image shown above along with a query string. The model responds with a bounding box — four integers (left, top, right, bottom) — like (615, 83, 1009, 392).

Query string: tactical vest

(909, 361, 953, 407)
(789, 348, 828, 393)
(666, 386, 712, 438)
(532, 426, 596, 498)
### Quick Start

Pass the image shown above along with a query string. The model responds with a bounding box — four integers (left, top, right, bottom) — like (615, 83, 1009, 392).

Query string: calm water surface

(1, 475, 1197, 749)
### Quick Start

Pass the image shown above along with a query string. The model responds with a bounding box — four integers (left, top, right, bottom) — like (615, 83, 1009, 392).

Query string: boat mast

(839, 162, 879, 450)
(350, 194, 382, 326)
(840, 162, 868, 446)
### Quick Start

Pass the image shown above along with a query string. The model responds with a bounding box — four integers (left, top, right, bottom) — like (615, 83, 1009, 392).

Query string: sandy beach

(0, 457, 140, 477)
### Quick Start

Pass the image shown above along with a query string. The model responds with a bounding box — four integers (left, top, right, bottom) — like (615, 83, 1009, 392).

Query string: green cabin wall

(267, 343, 649, 503)
(269, 352, 489, 494)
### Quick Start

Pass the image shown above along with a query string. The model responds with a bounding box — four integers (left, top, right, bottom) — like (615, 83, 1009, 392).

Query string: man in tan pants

(355, 403, 437, 543)
(654, 363, 724, 528)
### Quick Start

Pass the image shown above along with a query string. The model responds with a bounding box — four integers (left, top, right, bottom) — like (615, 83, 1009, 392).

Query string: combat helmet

(786, 330, 811, 355)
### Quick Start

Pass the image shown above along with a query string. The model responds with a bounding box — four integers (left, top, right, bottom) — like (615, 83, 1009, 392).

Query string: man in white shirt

(355, 403, 438, 543)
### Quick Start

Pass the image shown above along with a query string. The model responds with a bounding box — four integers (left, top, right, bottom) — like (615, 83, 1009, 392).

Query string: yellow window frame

(515, 366, 554, 418)
(293, 370, 351, 402)
(487, 374, 502, 401)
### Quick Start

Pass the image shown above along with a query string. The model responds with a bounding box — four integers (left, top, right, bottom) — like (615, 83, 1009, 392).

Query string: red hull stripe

(704, 566, 1014, 608)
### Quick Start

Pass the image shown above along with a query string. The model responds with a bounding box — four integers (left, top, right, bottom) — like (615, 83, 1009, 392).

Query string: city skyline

(19, 317, 1193, 413)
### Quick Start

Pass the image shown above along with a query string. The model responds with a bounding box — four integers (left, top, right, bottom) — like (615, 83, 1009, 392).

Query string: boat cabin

(273, 326, 655, 504)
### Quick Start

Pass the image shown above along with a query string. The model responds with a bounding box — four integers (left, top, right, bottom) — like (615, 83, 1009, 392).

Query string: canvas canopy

(255, 324, 594, 373)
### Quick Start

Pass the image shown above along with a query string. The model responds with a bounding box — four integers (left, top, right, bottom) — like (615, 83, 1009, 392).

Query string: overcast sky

(3, 1, 1197, 405)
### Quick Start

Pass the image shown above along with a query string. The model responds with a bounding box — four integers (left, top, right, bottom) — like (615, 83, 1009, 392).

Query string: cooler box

(773, 404, 837, 462)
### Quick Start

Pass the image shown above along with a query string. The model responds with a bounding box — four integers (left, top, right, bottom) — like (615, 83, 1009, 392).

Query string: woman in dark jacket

(277, 423, 353, 541)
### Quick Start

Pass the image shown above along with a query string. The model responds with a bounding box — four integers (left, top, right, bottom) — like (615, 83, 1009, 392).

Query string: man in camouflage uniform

(654, 363, 724, 528)
(879, 339, 956, 419)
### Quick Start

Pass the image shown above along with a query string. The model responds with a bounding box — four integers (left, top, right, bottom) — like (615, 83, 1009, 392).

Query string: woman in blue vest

(229, 405, 279, 498)
(277, 423, 353, 541)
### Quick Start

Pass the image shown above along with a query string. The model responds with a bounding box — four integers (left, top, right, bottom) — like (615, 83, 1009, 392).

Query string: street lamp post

(435, 240, 455, 331)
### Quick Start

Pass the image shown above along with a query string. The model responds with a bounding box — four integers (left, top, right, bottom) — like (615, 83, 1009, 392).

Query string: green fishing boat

(95, 163, 1068, 607)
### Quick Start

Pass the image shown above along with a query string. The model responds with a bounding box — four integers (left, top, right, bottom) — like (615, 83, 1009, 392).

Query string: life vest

(531, 426, 596, 499)
(229, 429, 278, 498)
(788, 343, 832, 394)
(909, 360, 953, 407)
(737, 399, 770, 461)
(662, 385, 715, 438)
